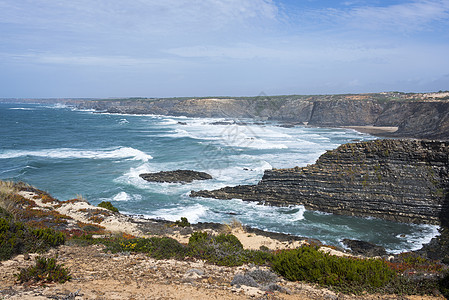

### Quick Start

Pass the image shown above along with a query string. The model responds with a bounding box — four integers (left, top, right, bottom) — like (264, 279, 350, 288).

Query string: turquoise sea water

(0, 102, 439, 253)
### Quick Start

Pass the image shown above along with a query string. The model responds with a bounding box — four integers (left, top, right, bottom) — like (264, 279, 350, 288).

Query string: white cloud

(166, 39, 398, 64)
(0, 52, 176, 67)
(336, 0, 449, 32)
(0, 0, 279, 35)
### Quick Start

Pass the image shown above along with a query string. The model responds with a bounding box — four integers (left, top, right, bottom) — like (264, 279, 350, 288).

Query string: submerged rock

(140, 170, 212, 183)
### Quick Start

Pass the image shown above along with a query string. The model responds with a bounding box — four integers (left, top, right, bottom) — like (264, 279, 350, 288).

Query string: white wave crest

(9, 107, 35, 110)
(113, 191, 132, 201)
(159, 118, 178, 125)
(143, 203, 208, 223)
(0, 147, 152, 162)
(391, 224, 440, 254)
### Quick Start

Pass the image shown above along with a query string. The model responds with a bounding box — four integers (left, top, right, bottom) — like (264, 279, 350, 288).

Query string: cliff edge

(191, 139, 449, 225)
(70, 92, 449, 140)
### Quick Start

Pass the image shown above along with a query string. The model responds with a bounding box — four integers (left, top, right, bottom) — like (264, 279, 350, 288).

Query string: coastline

(340, 125, 398, 136)
(1, 182, 446, 299)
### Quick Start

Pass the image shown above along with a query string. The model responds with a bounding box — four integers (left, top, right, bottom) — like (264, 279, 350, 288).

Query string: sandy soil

(341, 126, 399, 135)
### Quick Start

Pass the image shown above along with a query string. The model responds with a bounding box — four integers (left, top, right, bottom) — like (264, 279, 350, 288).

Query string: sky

(0, 0, 448, 98)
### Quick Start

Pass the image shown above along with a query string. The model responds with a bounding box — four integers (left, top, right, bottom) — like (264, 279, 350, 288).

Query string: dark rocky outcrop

(342, 239, 387, 257)
(140, 170, 212, 183)
(191, 139, 449, 224)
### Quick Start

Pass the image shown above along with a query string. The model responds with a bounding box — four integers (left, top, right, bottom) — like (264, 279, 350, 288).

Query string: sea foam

(0, 147, 152, 162)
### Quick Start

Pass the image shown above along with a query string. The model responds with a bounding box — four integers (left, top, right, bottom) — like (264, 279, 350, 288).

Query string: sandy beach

(341, 126, 399, 135)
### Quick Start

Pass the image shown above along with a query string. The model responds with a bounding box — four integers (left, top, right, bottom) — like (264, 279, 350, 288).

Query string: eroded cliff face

(191, 140, 449, 224)
(73, 96, 449, 139)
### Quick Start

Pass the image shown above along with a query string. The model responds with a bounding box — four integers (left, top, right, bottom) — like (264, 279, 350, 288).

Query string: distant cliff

(191, 139, 449, 225)
(70, 93, 449, 140)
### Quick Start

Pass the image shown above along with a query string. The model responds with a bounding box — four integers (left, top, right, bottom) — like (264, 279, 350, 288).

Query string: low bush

(97, 231, 272, 267)
(174, 217, 190, 227)
(97, 201, 119, 213)
(188, 232, 272, 266)
(105, 236, 187, 259)
(271, 245, 395, 294)
(16, 256, 71, 284)
(0, 215, 65, 261)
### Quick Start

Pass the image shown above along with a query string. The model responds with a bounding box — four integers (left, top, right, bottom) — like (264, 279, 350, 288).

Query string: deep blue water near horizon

(0, 102, 439, 253)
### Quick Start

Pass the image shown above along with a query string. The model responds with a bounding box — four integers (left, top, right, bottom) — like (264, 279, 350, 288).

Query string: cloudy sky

(1, 0, 448, 98)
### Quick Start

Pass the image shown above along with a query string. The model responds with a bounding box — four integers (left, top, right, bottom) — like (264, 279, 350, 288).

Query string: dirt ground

(0, 244, 445, 300)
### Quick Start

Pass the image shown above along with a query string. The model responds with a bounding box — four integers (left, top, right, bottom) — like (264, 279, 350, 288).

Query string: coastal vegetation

(16, 256, 71, 284)
(0, 206, 65, 261)
(69, 231, 447, 296)
(97, 200, 119, 213)
(1, 180, 448, 297)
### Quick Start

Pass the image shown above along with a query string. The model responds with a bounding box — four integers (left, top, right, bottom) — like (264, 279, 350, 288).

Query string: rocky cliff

(191, 139, 449, 225)
(71, 93, 449, 140)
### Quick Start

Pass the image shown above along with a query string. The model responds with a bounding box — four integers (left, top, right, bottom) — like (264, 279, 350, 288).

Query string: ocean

(0, 102, 439, 253)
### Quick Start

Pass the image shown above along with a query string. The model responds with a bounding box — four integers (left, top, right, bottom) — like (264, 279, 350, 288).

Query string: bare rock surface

(139, 170, 212, 183)
(342, 239, 387, 257)
(191, 139, 449, 225)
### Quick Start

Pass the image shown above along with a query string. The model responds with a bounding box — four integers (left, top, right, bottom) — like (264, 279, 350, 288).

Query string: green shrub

(188, 231, 208, 244)
(0, 217, 65, 261)
(188, 232, 271, 266)
(175, 217, 190, 227)
(97, 201, 119, 213)
(271, 245, 395, 293)
(16, 256, 71, 284)
(32, 228, 65, 248)
(107, 237, 186, 259)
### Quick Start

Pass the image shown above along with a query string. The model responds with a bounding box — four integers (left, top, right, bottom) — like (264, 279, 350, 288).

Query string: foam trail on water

(115, 163, 155, 189)
(143, 204, 208, 223)
(390, 224, 440, 254)
(9, 107, 35, 110)
(0, 147, 152, 162)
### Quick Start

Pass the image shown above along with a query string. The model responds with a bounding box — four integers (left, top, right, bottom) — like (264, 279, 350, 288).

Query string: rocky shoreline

(189, 139, 449, 262)
(66, 92, 449, 140)
(191, 139, 449, 225)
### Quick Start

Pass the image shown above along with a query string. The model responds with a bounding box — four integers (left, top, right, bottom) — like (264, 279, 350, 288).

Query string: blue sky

(1, 0, 448, 98)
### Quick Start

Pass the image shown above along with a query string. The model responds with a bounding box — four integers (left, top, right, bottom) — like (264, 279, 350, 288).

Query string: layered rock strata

(71, 94, 449, 139)
(191, 139, 449, 224)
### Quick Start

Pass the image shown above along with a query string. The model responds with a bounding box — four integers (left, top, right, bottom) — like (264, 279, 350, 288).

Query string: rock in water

(342, 239, 387, 257)
(140, 170, 212, 183)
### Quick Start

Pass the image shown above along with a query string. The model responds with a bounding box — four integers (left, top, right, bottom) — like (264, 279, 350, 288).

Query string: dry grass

(0, 180, 20, 214)
(220, 218, 243, 234)
(0, 180, 17, 195)
(75, 194, 88, 202)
